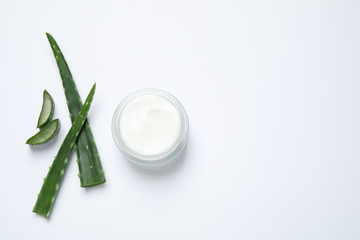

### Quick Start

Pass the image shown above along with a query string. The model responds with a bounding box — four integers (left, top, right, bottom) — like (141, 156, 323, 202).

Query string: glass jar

(112, 89, 189, 169)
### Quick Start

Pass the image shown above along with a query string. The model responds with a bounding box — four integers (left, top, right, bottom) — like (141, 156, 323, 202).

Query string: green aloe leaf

(33, 84, 96, 218)
(46, 33, 106, 187)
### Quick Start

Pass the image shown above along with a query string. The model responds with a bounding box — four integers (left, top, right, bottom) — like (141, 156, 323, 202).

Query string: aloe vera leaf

(46, 33, 105, 187)
(26, 119, 60, 145)
(33, 84, 96, 218)
(37, 90, 55, 128)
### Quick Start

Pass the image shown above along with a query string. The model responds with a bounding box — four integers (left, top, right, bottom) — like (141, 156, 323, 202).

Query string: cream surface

(119, 93, 181, 157)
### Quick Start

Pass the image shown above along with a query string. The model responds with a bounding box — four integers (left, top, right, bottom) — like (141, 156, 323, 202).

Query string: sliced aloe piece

(26, 119, 60, 145)
(37, 90, 55, 128)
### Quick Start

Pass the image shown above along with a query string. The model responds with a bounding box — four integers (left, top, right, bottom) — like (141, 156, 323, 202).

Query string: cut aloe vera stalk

(33, 84, 96, 218)
(26, 119, 60, 145)
(37, 90, 55, 128)
(46, 33, 106, 187)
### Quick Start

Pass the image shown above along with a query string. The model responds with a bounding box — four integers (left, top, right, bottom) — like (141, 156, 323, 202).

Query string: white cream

(119, 93, 181, 158)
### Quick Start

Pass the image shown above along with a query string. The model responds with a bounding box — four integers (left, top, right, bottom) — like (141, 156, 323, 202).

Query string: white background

(1, 0, 360, 239)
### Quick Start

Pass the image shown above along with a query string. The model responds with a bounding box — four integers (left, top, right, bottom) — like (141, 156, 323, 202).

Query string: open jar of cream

(112, 89, 189, 169)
